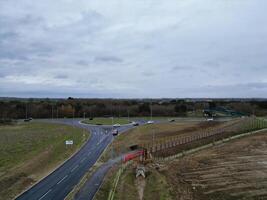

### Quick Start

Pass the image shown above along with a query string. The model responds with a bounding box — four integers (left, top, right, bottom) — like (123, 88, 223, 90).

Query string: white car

(131, 121, 139, 126)
(147, 120, 154, 124)
(113, 123, 121, 128)
(207, 118, 214, 121)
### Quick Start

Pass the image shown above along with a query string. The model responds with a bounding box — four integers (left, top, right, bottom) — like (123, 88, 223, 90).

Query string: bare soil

(164, 132, 267, 200)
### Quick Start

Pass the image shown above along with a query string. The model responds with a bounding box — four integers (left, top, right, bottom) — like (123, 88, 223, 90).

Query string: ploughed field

(0, 122, 89, 200)
(164, 131, 267, 200)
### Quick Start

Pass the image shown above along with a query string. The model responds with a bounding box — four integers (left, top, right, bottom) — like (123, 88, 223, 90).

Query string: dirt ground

(163, 131, 267, 200)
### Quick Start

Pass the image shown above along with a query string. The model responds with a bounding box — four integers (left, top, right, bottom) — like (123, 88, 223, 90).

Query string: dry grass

(0, 121, 89, 200)
(102, 121, 226, 161)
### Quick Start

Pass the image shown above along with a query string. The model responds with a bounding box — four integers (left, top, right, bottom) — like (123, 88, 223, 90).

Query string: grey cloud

(1, 0, 267, 98)
(171, 65, 195, 71)
(94, 56, 123, 63)
(54, 74, 68, 79)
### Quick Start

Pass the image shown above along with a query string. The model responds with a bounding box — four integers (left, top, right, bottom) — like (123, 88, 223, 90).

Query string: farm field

(0, 121, 89, 200)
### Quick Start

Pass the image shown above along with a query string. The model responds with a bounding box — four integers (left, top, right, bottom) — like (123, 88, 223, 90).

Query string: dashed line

(81, 157, 86, 163)
(71, 165, 79, 172)
(57, 175, 68, 185)
(39, 189, 52, 200)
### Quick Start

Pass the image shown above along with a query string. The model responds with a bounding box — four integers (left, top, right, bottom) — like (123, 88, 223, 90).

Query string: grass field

(0, 121, 89, 200)
(82, 117, 130, 125)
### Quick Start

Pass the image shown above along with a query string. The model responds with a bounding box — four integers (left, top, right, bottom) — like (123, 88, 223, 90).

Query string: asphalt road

(16, 119, 134, 200)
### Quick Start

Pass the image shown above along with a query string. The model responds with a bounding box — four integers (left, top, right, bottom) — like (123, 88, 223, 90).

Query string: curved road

(16, 119, 135, 200)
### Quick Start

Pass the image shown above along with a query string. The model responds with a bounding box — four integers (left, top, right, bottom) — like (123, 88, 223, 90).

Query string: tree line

(0, 98, 267, 119)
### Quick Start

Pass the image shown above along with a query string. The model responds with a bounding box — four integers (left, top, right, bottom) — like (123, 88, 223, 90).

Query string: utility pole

(25, 103, 28, 119)
(52, 105, 54, 120)
(152, 128, 155, 152)
(57, 107, 59, 119)
(127, 109, 130, 122)
(150, 101, 153, 121)
(83, 112, 86, 120)
(72, 108, 75, 127)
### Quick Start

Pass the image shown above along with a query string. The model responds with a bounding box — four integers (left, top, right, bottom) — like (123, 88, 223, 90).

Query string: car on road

(168, 119, 175, 122)
(113, 123, 121, 128)
(207, 118, 214, 121)
(112, 129, 119, 136)
(147, 120, 154, 124)
(132, 121, 139, 126)
(24, 118, 33, 122)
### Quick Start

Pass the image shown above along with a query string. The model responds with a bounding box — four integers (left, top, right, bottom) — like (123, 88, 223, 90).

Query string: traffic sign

(65, 140, 74, 145)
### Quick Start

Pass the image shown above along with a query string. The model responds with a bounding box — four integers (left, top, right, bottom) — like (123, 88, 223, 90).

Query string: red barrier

(123, 150, 144, 163)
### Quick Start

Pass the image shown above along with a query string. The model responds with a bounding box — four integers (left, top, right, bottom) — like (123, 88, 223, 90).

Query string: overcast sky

(0, 0, 267, 98)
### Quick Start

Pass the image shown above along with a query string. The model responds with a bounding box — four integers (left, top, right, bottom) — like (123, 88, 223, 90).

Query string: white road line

(71, 165, 79, 172)
(39, 189, 52, 200)
(57, 175, 68, 185)
(81, 157, 86, 163)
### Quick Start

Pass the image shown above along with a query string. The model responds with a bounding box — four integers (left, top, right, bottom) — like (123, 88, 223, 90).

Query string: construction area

(94, 117, 267, 200)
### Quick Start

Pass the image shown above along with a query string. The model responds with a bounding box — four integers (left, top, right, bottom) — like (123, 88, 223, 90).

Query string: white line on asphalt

(81, 157, 86, 163)
(71, 165, 79, 172)
(56, 175, 68, 185)
(39, 189, 52, 200)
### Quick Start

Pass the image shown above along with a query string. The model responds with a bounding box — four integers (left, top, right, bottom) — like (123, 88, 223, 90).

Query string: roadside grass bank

(0, 121, 89, 200)
(100, 120, 226, 162)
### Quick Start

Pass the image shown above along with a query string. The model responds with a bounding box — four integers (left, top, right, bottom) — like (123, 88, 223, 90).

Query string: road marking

(71, 165, 79, 172)
(39, 189, 52, 200)
(57, 175, 68, 185)
(81, 157, 86, 163)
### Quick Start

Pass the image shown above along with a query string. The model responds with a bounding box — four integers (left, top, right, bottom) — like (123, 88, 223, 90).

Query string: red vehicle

(123, 150, 144, 163)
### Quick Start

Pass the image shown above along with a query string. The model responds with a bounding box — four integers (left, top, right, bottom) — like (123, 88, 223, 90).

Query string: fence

(107, 161, 132, 200)
(140, 117, 267, 158)
(155, 127, 267, 162)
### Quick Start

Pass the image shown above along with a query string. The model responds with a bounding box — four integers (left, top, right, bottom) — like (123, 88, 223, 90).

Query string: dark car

(112, 129, 119, 136)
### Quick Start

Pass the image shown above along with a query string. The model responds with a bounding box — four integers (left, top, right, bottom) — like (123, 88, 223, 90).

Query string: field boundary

(14, 122, 91, 199)
(155, 127, 267, 162)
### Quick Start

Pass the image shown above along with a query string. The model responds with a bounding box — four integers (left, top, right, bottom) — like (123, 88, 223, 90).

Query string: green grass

(0, 121, 89, 200)
(82, 117, 130, 125)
